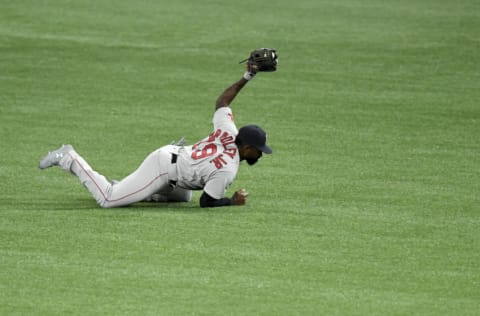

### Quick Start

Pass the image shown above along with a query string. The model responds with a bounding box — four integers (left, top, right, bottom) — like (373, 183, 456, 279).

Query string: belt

(171, 153, 178, 164)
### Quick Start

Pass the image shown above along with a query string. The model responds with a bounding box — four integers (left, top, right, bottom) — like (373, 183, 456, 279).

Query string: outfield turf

(1, 0, 479, 315)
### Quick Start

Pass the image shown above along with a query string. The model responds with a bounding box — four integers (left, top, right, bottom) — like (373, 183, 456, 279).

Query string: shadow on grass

(23, 197, 225, 213)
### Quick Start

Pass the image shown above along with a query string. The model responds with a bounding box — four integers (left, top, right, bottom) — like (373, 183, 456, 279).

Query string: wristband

(243, 71, 256, 81)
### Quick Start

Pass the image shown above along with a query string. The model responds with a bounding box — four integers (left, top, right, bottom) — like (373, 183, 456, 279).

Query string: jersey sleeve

(213, 107, 238, 136)
(203, 170, 235, 200)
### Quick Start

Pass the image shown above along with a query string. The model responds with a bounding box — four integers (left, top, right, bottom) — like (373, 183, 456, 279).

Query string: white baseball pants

(59, 145, 190, 208)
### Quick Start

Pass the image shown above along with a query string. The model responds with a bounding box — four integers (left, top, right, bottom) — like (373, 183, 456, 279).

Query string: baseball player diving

(38, 49, 278, 208)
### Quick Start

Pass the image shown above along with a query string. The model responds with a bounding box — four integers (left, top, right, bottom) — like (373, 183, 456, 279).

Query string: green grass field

(1, 0, 479, 314)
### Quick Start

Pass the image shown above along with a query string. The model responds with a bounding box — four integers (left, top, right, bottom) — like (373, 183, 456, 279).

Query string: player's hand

(232, 188, 249, 205)
(246, 62, 257, 75)
(243, 65, 256, 81)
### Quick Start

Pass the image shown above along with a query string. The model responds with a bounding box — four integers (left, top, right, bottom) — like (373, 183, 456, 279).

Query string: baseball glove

(240, 48, 278, 72)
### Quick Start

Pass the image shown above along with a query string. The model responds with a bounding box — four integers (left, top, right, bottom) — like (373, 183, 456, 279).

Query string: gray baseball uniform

(174, 107, 239, 199)
(56, 107, 239, 208)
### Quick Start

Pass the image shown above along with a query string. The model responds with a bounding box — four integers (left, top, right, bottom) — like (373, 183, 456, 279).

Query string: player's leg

(75, 148, 172, 208)
(165, 187, 193, 202)
(145, 187, 193, 203)
(44, 145, 172, 208)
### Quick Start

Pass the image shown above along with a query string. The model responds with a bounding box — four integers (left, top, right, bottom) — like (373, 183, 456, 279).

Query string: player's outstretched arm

(199, 189, 248, 207)
(215, 78, 249, 110)
(215, 65, 256, 110)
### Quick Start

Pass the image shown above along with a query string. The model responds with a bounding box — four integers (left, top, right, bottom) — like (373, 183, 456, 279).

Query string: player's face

(242, 146, 263, 165)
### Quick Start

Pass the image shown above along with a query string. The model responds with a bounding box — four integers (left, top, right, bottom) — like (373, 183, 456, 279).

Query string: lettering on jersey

(216, 130, 237, 168)
(192, 128, 238, 169)
(220, 131, 235, 146)
(210, 154, 227, 169)
(223, 147, 237, 159)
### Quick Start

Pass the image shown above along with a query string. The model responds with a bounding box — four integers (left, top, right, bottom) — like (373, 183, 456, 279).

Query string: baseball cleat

(39, 144, 73, 169)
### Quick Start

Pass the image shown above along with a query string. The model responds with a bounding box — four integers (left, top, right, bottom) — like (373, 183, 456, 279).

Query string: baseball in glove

(240, 48, 278, 73)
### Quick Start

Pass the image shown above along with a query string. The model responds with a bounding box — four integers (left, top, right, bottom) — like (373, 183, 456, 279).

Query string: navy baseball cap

(237, 125, 272, 154)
